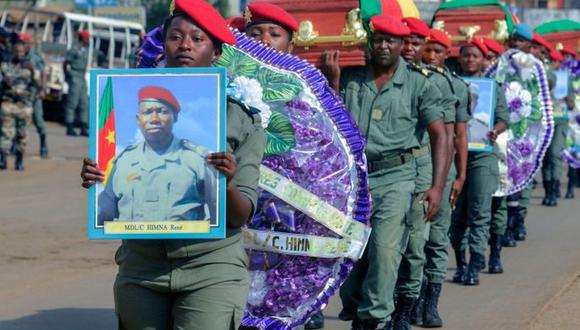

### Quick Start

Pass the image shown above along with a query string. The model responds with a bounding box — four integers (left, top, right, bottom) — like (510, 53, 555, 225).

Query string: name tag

(371, 109, 383, 120)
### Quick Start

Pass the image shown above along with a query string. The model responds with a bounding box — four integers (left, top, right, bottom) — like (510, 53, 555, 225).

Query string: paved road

(1, 123, 579, 329)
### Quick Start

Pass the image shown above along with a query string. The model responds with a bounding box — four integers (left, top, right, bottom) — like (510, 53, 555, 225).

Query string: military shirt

(0, 59, 38, 105)
(424, 64, 457, 125)
(339, 60, 443, 162)
(122, 100, 265, 260)
(65, 44, 88, 75)
(98, 136, 216, 224)
(445, 67, 471, 123)
(26, 49, 45, 70)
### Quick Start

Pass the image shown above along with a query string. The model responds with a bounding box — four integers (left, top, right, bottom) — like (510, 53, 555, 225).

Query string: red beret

(482, 37, 505, 55)
(549, 49, 564, 62)
(370, 15, 410, 37)
(226, 16, 246, 32)
(532, 32, 551, 51)
(139, 86, 180, 112)
(245, 3, 298, 32)
(403, 17, 429, 38)
(561, 47, 576, 57)
(78, 30, 90, 39)
(463, 36, 489, 57)
(426, 29, 451, 49)
(18, 32, 33, 41)
(174, 0, 236, 45)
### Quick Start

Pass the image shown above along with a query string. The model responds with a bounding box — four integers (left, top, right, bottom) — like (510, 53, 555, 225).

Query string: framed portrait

(552, 70, 569, 119)
(88, 68, 227, 239)
(465, 77, 496, 153)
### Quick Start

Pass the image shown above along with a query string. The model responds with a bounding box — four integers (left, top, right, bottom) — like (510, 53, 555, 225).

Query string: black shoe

(566, 180, 575, 199)
(305, 312, 324, 329)
(80, 124, 89, 137)
(464, 253, 483, 286)
(488, 234, 504, 274)
(352, 318, 379, 330)
(391, 296, 415, 330)
(547, 181, 558, 206)
(66, 124, 78, 136)
(423, 283, 443, 328)
(542, 180, 552, 206)
(0, 151, 7, 170)
(381, 320, 392, 330)
(410, 281, 426, 326)
(452, 249, 467, 283)
(554, 181, 561, 199)
(502, 229, 517, 247)
(39, 134, 48, 159)
(15, 151, 24, 171)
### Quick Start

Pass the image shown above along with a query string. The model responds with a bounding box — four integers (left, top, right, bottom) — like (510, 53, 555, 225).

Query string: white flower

(231, 76, 272, 128)
(504, 81, 532, 123)
(512, 52, 534, 69)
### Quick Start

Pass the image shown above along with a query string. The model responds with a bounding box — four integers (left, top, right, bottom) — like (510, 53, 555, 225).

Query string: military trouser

(542, 121, 568, 181)
(0, 101, 32, 153)
(64, 74, 89, 126)
(32, 97, 46, 136)
(450, 154, 498, 256)
(340, 161, 415, 323)
(490, 196, 507, 236)
(423, 165, 456, 284)
(519, 183, 533, 220)
(397, 152, 431, 299)
(113, 244, 249, 330)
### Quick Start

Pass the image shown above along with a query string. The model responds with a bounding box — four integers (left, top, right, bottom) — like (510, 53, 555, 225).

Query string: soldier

(97, 86, 217, 225)
(502, 23, 535, 247)
(409, 28, 471, 327)
(322, 15, 448, 330)
(0, 41, 38, 170)
(243, 2, 298, 54)
(482, 37, 505, 70)
(450, 37, 509, 286)
(19, 32, 49, 158)
(80, 0, 265, 328)
(395, 19, 456, 330)
(63, 30, 90, 137)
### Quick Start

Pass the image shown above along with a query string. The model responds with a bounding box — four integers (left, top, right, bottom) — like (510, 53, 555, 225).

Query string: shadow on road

(0, 308, 116, 330)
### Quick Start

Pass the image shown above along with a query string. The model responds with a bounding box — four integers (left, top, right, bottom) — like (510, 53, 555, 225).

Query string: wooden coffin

(541, 31, 580, 56)
(431, 5, 510, 57)
(251, 0, 368, 67)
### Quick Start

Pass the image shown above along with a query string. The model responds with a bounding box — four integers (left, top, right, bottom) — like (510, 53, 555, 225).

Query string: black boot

(353, 318, 379, 330)
(410, 280, 426, 326)
(305, 312, 324, 329)
(423, 283, 443, 328)
(80, 123, 89, 137)
(452, 249, 467, 283)
(566, 179, 575, 199)
(515, 213, 527, 241)
(391, 296, 415, 330)
(66, 123, 78, 136)
(464, 253, 483, 286)
(547, 181, 558, 206)
(0, 151, 7, 170)
(488, 234, 504, 274)
(39, 134, 48, 159)
(554, 181, 561, 199)
(15, 151, 24, 171)
(502, 208, 517, 247)
(542, 180, 552, 206)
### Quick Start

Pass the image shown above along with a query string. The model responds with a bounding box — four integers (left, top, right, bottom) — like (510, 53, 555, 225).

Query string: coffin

(535, 20, 580, 56)
(251, 0, 368, 67)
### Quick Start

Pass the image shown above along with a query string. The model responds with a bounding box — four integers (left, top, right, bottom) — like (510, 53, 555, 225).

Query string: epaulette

(114, 143, 138, 162)
(408, 63, 431, 77)
(227, 95, 260, 124)
(450, 70, 470, 87)
(181, 139, 208, 157)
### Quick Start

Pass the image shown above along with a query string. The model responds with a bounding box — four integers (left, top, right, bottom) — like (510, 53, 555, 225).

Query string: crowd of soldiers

(0, 27, 90, 171)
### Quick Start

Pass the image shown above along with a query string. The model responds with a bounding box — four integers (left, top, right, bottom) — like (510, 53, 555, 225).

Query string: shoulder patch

(408, 63, 431, 77)
(181, 139, 208, 157)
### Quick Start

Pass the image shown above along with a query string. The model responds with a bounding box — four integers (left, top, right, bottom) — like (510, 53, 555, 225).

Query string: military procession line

(0, 0, 571, 329)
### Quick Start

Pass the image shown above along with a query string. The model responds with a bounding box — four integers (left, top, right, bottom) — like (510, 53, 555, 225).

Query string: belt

(412, 144, 431, 158)
(368, 151, 414, 173)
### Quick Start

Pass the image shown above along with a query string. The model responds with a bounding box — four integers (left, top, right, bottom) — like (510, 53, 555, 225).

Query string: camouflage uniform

(0, 59, 37, 154)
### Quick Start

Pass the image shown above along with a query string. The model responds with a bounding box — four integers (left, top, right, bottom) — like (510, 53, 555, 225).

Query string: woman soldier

(80, 0, 265, 329)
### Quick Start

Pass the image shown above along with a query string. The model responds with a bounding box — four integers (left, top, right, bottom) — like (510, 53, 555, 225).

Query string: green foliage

(215, 46, 259, 77)
(256, 67, 304, 102)
(264, 111, 296, 156)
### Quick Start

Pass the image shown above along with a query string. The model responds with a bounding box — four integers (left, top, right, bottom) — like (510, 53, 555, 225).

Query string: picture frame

(465, 77, 496, 153)
(552, 70, 570, 120)
(88, 68, 227, 239)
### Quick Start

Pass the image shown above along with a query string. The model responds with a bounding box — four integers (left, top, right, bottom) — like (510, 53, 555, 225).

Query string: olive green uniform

(337, 60, 442, 323)
(490, 196, 507, 235)
(113, 101, 265, 330)
(397, 65, 456, 299)
(64, 44, 89, 127)
(26, 49, 46, 136)
(450, 82, 508, 257)
(0, 59, 38, 153)
(424, 70, 471, 284)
